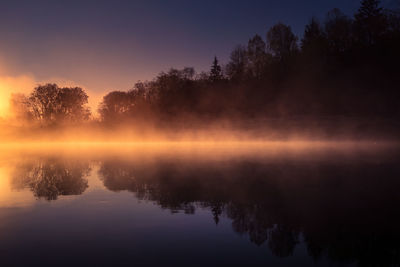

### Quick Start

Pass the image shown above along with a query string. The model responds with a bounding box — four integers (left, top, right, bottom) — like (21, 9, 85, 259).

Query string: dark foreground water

(0, 144, 399, 266)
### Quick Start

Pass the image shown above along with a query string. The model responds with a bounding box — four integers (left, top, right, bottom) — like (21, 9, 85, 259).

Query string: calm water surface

(0, 144, 399, 266)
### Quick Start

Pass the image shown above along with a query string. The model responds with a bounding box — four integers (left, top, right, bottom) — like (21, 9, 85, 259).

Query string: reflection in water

(3, 149, 400, 266)
(11, 159, 90, 200)
(98, 157, 400, 266)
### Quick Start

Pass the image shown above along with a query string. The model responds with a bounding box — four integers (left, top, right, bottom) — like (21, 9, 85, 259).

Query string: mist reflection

(11, 159, 90, 200)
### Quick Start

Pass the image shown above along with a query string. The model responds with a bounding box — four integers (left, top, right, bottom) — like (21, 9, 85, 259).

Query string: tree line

(11, 0, 400, 126)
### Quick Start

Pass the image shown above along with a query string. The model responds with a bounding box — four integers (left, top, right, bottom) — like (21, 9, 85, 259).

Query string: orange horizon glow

(0, 73, 105, 119)
(0, 140, 396, 155)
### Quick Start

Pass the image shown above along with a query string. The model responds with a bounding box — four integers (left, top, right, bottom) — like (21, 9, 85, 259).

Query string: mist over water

(0, 145, 399, 266)
(0, 0, 399, 266)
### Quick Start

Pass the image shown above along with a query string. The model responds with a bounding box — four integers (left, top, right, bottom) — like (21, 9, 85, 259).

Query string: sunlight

(0, 84, 10, 118)
(0, 166, 35, 208)
(0, 140, 394, 161)
(0, 167, 9, 195)
(0, 75, 36, 118)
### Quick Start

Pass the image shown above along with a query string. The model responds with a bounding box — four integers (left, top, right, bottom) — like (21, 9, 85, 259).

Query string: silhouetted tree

(266, 23, 298, 60)
(299, 17, 329, 75)
(325, 9, 353, 54)
(26, 83, 90, 125)
(180, 67, 196, 80)
(128, 82, 154, 120)
(386, 8, 400, 33)
(154, 68, 197, 116)
(28, 83, 59, 123)
(91, 0, 400, 127)
(302, 18, 327, 56)
(98, 91, 131, 122)
(56, 87, 90, 122)
(247, 34, 268, 79)
(226, 45, 248, 81)
(209, 56, 223, 82)
(355, 0, 387, 45)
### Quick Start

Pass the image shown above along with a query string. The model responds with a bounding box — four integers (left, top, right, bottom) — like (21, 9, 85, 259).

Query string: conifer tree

(209, 56, 223, 82)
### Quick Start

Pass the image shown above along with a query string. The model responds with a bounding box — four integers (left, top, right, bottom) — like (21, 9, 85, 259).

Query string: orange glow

(0, 74, 36, 118)
(0, 140, 396, 161)
(0, 73, 104, 119)
(0, 166, 35, 207)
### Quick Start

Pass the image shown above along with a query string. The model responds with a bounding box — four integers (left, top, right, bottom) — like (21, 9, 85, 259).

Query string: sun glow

(0, 140, 395, 158)
(0, 74, 36, 118)
(0, 73, 102, 119)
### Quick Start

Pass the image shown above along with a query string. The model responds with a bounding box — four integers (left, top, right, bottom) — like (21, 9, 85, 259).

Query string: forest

(9, 0, 400, 136)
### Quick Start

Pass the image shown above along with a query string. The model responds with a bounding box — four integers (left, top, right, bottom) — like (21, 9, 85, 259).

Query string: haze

(0, 0, 366, 118)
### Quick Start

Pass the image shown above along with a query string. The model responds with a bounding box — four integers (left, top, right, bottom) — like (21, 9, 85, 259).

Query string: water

(0, 143, 399, 266)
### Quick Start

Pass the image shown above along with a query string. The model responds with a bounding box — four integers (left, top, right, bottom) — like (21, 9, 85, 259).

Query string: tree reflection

(98, 158, 400, 266)
(268, 225, 299, 258)
(12, 159, 90, 200)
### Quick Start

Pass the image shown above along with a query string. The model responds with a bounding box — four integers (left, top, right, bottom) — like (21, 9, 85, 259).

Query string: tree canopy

(10, 0, 400, 127)
(12, 84, 90, 125)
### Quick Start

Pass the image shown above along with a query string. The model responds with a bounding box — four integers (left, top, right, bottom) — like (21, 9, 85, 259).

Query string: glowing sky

(0, 0, 395, 117)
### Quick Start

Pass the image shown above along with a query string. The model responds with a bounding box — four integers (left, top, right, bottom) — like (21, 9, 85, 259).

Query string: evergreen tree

(355, 0, 387, 45)
(356, 0, 383, 20)
(209, 56, 223, 82)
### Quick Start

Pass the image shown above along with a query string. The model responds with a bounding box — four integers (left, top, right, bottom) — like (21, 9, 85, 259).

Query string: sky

(0, 0, 397, 116)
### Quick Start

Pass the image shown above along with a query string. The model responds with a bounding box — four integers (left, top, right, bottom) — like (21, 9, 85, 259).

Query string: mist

(1, 0, 399, 145)
(2, 1, 400, 266)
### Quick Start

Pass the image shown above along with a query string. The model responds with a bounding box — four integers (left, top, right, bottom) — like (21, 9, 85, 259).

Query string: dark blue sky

(0, 0, 396, 97)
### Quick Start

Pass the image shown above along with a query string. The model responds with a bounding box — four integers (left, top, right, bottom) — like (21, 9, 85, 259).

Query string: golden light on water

(0, 166, 35, 207)
(0, 139, 397, 209)
(0, 140, 396, 162)
(0, 140, 385, 150)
